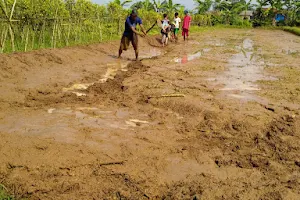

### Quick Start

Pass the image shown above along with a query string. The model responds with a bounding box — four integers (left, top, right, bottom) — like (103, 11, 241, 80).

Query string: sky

(93, 0, 195, 9)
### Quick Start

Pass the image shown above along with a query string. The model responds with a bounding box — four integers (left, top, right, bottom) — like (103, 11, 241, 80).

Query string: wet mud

(0, 30, 300, 199)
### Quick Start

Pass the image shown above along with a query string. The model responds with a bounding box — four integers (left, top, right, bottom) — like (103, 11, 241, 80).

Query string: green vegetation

(283, 26, 300, 36)
(0, 0, 299, 53)
(253, 0, 300, 27)
(0, 184, 13, 200)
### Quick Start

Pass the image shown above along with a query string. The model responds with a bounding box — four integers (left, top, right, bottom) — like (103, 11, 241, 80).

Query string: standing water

(215, 38, 276, 101)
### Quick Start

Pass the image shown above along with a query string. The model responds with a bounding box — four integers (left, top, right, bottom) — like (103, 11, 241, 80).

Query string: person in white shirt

(161, 14, 171, 47)
(173, 12, 181, 41)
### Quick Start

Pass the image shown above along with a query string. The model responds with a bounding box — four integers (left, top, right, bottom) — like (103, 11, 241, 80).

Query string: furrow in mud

(24, 61, 148, 108)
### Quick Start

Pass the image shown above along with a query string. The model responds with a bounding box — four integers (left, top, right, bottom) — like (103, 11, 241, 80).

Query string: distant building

(239, 11, 254, 20)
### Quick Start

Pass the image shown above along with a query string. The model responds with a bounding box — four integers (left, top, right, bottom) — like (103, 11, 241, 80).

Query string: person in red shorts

(182, 10, 192, 41)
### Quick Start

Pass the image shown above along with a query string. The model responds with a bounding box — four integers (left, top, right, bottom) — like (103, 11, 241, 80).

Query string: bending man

(119, 10, 147, 60)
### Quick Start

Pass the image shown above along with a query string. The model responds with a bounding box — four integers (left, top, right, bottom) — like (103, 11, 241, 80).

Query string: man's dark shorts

(120, 33, 138, 51)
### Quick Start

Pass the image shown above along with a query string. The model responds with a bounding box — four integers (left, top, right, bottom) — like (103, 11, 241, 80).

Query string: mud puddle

(140, 48, 161, 59)
(174, 48, 211, 64)
(48, 107, 152, 130)
(0, 106, 153, 144)
(209, 38, 276, 101)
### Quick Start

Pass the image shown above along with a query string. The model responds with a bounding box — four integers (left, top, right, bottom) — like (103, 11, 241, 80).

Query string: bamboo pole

(97, 11, 103, 42)
(9, 0, 16, 51)
(0, 26, 8, 53)
(9, 0, 16, 52)
(51, 7, 59, 48)
(118, 16, 121, 35)
(24, 26, 29, 52)
(78, 20, 82, 43)
(75, 19, 79, 43)
(56, 20, 61, 47)
(0, 25, 3, 52)
(42, 20, 45, 48)
(38, 21, 44, 49)
(31, 29, 35, 50)
(1, 0, 17, 52)
(66, 23, 71, 46)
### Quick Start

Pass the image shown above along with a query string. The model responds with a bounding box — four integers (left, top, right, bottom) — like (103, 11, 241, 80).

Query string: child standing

(173, 12, 181, 41)
(182, 10, 192, 41)
(161, 14, 170, 47)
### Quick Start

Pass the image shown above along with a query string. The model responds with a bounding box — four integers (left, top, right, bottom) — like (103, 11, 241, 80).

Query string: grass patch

(0, 184, 14, 200)
(283, 26, 300, 36)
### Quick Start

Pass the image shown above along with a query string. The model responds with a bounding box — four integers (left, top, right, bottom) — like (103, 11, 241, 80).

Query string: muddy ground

(0, 28, 300, 199)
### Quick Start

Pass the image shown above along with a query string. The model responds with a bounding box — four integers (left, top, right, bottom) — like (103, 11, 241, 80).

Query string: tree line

(0, 0, 299, 53)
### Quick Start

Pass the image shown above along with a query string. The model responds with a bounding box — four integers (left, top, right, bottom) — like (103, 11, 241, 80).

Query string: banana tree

(131, 0, 155, 11)
(153, 0, 165, 12)
(214, 0, 231, 11)
(113, 0, 133, 7)
(286, 0, 300, 25)
(233, 0, 253, 14)
(162, 0, 181, 14)
(194, 0, 213, 14)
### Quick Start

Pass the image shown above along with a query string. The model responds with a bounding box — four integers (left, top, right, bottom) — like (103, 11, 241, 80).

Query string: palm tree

(113, 0, 133, 7)
(162, 0, 181, 14)
(194, 0, 213, 14)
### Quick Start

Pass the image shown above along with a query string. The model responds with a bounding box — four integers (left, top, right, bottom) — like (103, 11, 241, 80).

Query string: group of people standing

(119, 10, 192, 60)
(161, 11, 192, 46)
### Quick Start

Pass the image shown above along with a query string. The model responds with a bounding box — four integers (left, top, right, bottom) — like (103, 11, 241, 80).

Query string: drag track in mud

(1, 29, 300, 199)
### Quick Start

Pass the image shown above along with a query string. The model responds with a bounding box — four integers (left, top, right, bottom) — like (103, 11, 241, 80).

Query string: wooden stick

(148, 94, 185, 99)
(59, 161, 124, 170)
(146, 21, 157, 33)
(98, 161, 124, 166)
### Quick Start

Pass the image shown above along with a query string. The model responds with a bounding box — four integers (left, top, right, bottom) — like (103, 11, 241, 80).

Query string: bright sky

(93, 0, 195, 9)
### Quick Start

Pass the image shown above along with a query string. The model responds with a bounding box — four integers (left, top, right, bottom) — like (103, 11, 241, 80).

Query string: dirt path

(0, 28, 300, 199)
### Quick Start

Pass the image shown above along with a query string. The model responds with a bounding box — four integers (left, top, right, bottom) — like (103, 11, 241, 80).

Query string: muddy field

(0, 28, 300, 199)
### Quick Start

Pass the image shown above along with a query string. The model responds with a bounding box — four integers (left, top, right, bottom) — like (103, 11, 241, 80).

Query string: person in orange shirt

(182, 10, 192, 41)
